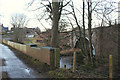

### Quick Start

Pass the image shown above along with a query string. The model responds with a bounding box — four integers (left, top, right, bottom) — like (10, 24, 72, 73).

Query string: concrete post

(54, 48, 60, 68)
(50, 48, 55, 68)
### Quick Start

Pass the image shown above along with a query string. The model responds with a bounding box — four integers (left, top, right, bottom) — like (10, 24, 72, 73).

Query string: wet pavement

(0, 43, 47, 78)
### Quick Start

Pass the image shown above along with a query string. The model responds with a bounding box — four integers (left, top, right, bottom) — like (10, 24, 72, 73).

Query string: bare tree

(11, 13, 29, 43)
(93, 0, 117, 27)
(51, 0, 61, 47)
(27, 0, 71, 47)
(64, 0, 112, 64)
(68, 1, 87, 58)
(87, 0, 94, 64)
(58, 19, 68, 32)
(82, 0, 89, 64)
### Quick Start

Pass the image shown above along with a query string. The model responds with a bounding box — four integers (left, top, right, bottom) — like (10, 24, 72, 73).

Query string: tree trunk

(51, 1, 59, 47)
(88, 0, 93, 64)
(83, 0, 88, 63)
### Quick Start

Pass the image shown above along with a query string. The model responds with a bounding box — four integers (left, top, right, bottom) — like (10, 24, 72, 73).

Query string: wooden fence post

(54, 49, 56, 67)
(109, 55, 112, 78)
(73, 51, 76, 72)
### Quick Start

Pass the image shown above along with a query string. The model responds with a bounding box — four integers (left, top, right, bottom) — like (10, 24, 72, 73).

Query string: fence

(2, 39, 60, 67)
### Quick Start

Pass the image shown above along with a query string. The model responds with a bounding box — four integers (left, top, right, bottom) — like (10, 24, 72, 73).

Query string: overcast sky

(0, 0, 50, 31)
(0, 0, 119, 31)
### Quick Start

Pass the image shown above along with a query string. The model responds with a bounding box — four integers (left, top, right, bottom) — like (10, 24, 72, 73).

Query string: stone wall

(90, 26, 119, 77)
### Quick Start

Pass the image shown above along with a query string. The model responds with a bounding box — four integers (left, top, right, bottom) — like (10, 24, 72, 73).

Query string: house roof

(3, 27, 8, 30)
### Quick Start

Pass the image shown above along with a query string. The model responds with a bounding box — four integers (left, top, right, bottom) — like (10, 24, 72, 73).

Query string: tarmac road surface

(0, 43, 47, 78)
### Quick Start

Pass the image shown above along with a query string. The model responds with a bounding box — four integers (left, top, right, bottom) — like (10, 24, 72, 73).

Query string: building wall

(0, 24, 8, 34)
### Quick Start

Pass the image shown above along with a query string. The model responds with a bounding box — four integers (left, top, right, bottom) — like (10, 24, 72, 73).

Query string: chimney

(1, 24, 3, 27)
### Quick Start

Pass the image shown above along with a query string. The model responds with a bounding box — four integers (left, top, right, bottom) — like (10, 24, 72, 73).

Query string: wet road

(0, 43, 47, 78)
